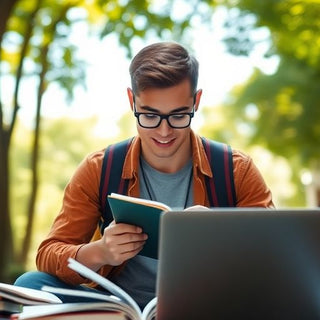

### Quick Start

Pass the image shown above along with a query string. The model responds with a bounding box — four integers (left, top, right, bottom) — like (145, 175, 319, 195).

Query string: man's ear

(127, 87, 134, 111)
(194, 89, 202, 112)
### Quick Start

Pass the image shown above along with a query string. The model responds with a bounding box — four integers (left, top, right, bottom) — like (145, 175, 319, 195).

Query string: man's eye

(144, 114, 159, 119)
(171, 114, 187, 120)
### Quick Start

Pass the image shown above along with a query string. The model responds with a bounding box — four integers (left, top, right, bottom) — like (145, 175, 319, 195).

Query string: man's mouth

(153, 138, 175, 146)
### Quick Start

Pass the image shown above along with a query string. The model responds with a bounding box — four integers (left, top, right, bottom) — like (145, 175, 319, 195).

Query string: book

(0, 300, 23, 315)
(107, 193, 171, 259)
(14, 258, 157, 320)
(11, 304, 126, 319)
(0, 283, 62, 305)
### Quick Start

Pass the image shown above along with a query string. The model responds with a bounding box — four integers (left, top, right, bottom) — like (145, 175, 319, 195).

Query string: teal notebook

(107, 193, 171, 259)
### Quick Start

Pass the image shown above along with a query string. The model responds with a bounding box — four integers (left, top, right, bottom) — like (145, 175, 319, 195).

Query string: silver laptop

(156, 208, 320, 320)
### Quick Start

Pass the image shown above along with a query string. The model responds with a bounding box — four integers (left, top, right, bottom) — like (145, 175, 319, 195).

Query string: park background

(0, 0, 319, 282)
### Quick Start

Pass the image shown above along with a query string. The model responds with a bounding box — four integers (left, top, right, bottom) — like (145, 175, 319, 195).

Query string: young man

(15, 42, 273, 309)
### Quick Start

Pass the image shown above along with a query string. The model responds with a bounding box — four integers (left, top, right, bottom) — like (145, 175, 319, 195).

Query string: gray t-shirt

(110, 157, 193, 308)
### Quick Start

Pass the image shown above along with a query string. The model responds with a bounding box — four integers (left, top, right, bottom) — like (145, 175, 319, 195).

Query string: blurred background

(0, 0, 319, 282)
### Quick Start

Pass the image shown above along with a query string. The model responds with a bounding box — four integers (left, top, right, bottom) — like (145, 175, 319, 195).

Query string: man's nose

(157, 117, 172, 135)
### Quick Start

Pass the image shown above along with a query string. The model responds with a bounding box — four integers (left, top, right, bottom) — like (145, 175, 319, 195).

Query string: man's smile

(152, 137, 176, 147)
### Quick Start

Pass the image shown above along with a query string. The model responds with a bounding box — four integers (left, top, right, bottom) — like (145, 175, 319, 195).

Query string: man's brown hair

(129, 42, 199, 96)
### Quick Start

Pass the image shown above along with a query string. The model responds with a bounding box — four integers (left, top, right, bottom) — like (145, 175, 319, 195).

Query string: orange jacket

(36, 131, 273, 285)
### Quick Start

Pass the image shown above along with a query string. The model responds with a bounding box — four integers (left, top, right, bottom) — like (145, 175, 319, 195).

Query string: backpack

(98, 137, 236, 231)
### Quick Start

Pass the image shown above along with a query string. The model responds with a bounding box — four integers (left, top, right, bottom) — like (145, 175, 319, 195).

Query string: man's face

(128, 79, 201, 173)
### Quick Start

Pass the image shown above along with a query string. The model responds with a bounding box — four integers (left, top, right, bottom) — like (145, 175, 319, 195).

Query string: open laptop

(156, 208, 320, 320)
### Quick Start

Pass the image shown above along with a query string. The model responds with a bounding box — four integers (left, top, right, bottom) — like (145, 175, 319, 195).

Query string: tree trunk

(0, 0, 17, 282)
(10, 0, 43, 266)
(18, 2, 72, 264)
(0, 131, 14, 281)
(19, 45, 48, 264)
(0, 0, 16, 44)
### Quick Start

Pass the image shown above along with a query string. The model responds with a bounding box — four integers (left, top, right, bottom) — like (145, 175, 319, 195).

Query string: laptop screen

(156, 208, 320, 320)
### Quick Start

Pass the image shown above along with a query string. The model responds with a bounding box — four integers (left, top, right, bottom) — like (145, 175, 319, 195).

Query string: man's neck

(141, 145, 192, 174)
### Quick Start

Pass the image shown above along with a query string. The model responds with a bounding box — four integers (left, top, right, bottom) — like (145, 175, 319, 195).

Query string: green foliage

(97, 0, 198, 57)
(231, 58, 320, 165)
(204, 0, 320, 206)
(116, 110, 136, 137)
(223, 0, 320, 68)
(220, 0, 320, 171)
(198, 104, 306, 208)
(10, 116, 110, 269)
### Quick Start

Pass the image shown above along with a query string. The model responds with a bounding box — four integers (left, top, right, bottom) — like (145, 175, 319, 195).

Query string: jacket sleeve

(36, 150, 116, 284)
(232, 150, 274, 208)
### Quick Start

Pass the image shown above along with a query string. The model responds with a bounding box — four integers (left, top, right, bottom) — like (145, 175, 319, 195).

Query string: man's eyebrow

(140, 105, 191, 113)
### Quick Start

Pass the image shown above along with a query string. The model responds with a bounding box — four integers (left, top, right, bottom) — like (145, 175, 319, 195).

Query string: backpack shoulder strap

(201, 137, 236, 207)
(99, 138, 133, 229)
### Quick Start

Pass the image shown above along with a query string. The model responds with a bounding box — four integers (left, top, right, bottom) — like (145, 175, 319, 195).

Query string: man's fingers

(105, 222, 144, 236)
(119, 240, 146, 254)
(116, 232, 148, 246)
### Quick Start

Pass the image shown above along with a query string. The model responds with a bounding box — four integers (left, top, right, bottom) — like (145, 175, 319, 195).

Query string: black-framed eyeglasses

(133, 104, 195, 129)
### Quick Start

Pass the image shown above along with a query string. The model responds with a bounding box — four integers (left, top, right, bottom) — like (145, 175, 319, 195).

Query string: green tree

(1, 0, 87, 280)
(220, 0, 320, 205)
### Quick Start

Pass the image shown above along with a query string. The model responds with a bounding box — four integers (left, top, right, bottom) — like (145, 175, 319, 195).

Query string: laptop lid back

(156, 208, 320, 320)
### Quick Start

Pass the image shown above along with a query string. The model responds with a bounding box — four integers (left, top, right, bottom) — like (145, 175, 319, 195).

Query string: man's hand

(76, 220, 148, 271)
(99, 221, 148, 266)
